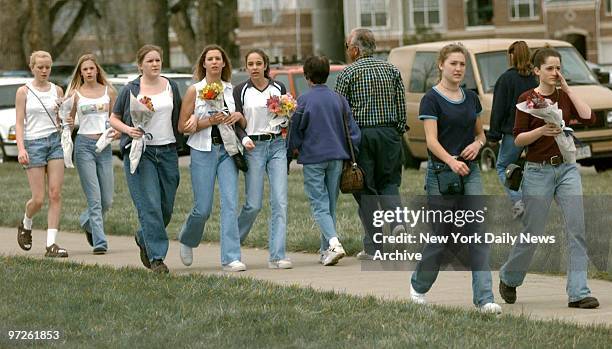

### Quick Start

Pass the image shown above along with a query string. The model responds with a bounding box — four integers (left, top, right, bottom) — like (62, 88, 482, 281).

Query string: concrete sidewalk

(1, 227, 610, 327)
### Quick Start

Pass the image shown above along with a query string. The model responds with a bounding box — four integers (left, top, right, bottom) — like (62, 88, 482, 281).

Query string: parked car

(0, 77, 32, 162)
(107, 73, 194, 159)
(388, 39, 612, 172)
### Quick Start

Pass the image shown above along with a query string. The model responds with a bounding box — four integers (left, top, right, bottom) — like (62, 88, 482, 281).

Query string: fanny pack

(432, 161, 464, 195)
(504, 163, 523, 191)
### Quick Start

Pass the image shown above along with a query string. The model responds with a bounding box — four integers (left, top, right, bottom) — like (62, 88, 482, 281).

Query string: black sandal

(17, 223, 32, 251)
(45, 244, 68, 258)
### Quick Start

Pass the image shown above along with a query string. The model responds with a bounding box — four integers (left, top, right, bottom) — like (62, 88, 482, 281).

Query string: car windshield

(476, 47, 598, 93)
(0, 85, 20, 108)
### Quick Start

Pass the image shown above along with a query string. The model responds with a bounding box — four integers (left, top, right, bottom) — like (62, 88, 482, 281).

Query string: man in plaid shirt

(336, 28, 407, 259)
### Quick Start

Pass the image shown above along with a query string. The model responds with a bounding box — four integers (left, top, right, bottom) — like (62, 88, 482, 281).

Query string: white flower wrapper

(128, 93, 155, 173)
(516, 100, 577, 164)
(58, 95, 75, 168)
(95, 127, 115, 153)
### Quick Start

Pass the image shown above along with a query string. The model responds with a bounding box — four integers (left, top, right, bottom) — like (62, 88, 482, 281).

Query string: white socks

(46, 229, 58, 247)
(329, 237, 340, 248)
(23, 214, 33, 230)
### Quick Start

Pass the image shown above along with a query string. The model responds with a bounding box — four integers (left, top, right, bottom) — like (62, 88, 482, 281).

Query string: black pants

(352, 127, 403, 254)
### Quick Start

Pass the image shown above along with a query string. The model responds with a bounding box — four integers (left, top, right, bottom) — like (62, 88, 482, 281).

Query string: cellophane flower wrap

(516, 90, 577, 163)
(128, 93, 155, 173)
(198, 81, 224, 115)
(58, 95, 74, 168)
(264, 94, 296, 132)
(95, 126, 116, 153)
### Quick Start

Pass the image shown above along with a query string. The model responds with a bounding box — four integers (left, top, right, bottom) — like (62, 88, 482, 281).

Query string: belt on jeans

(249, 133, 280, 141)
(148, 143, 176, 149)
(211, 136, 223, 144)
(534, 155, 563, 166)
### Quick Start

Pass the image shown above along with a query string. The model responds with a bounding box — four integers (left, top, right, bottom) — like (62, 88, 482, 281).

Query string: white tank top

(187, 79, 235, 152)
(24, 82, 59, 140)
(138, 82, 175, 145)
(76, 86, 110, 135)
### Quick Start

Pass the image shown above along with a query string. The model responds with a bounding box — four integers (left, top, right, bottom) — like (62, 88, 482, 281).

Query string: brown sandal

(45, 244, 68, 258)
(17, 223, 32, 251)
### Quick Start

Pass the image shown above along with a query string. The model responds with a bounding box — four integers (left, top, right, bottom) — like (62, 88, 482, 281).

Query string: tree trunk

(150, 0, 170, 68)
(169, 0, 197, 63)
(0, 0, 29, 70)
(27, 0, 53, 53)
(197, 0, 239, 66)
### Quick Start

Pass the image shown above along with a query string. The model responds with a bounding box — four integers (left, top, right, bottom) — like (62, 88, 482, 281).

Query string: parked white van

(0, 77, 32, 162)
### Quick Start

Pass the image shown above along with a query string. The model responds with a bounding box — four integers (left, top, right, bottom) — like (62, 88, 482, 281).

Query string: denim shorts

(23, 132, 64, 169)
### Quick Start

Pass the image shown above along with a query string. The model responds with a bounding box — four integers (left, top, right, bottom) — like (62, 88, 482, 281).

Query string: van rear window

(410, 52, 478, 93)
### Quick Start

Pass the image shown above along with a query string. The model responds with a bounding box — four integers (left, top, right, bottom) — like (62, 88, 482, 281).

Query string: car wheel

(594, 160, 611, 173)
(479, 145, 497, 172)
(0, 137, 8, 163)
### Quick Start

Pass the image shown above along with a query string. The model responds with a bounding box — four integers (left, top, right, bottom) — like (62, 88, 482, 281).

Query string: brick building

(235, 1, 612, 65)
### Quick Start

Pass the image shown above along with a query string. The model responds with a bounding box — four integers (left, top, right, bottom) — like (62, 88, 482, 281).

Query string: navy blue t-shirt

(418, 87, 482, 158)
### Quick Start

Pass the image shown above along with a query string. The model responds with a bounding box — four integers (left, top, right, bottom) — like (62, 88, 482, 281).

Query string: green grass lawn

(1, 161, 611, 257)
(0, 256, 610, 348)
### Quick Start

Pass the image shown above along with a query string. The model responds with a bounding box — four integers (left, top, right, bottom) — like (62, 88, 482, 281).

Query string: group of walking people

(14, 28, 598, 311)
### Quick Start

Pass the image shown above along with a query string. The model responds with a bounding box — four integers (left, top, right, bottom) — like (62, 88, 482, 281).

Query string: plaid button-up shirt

(335, 56, 407, 134)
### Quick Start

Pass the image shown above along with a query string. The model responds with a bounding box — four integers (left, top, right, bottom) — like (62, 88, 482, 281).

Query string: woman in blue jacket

(288, 55, 360, 266)
(488, 41, 537, 219)
(109, 45, 183, 274)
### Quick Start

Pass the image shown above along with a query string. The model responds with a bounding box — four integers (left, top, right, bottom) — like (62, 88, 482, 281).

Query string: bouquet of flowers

(128, 93, 155, 173)
(198, 81, 224, 113)
(58, 95, 74, 168)
(264, 94, 297, 131)
(516, 90, 577, 163)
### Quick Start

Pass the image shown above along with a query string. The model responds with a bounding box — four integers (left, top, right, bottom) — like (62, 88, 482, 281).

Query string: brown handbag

(338, 95, 365, 194)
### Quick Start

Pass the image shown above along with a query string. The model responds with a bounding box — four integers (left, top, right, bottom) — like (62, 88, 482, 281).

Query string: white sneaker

(512, 200, 525, 219)
(223, 260, 247, 272)
(268, 258, 293, 269)
(478, 302, 502, 314)
(410, 285, 427, 305)
(356, 250, 374, 261)
(322, 244, 346, 266)
(179, 243, 193, 266)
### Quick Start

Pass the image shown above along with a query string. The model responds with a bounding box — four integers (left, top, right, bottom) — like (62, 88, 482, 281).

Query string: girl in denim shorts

(15, 51, 67, 258)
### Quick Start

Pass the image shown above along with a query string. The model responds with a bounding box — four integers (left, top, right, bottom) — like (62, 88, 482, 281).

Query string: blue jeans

(75, 135, 114, 250)
(179, 145, 241, 265)
(23, 132, 64, 169)
(496, 134, 523, 204)
(124, 144, 179, 262)
(411, 160, 495, 306)
(238, 137, 288, 261)
(500, 162, 591, 302)
(303, 160, 343, 252)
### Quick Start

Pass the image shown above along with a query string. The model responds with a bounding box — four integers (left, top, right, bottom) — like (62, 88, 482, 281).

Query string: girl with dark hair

(499, 47, 599, 309)
(234, 49, 292, 269)
(177, 45, 250, 271)
(110, 44, 183, 273)
(66, 54, 117, 254)
(410, 43, 501, 314)
(489, 41, 538, 219)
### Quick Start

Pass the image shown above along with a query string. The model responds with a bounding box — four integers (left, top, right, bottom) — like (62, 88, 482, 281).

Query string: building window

(509, 0, 539, 20)
(607, 0, 612, 15)
(411, 0, 441, 28)
(465, 0, 493, 27)
(360, 0, 388, 28)
(253, 0, 279, 25)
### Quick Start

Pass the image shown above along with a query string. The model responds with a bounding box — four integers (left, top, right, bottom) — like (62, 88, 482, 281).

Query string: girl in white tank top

(15, 50, 67, 258)
(66, 54, 117, 254)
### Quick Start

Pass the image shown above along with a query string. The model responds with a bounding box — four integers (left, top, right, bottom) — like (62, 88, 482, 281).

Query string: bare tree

(150, 0, 170, 68)
(0, 0, 29, 69)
